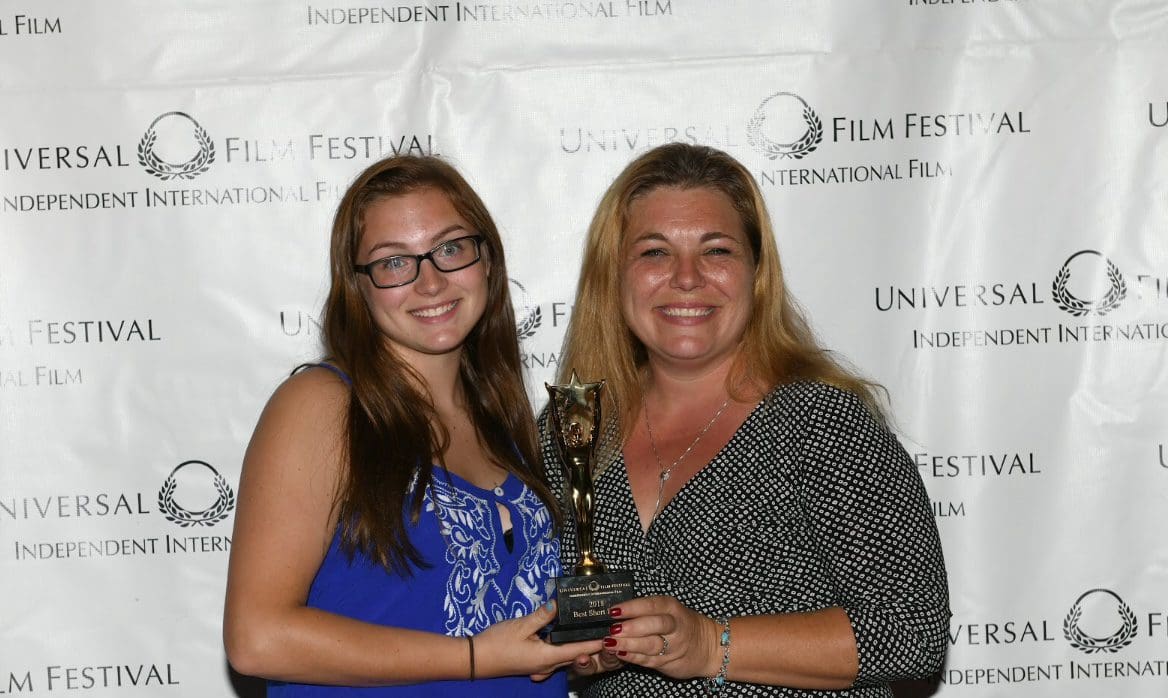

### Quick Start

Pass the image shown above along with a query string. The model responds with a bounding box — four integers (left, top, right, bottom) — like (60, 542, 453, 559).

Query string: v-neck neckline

(615, 392, 772, 537)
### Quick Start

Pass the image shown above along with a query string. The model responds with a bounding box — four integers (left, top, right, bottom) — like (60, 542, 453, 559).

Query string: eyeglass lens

(367, 236, 480, 287)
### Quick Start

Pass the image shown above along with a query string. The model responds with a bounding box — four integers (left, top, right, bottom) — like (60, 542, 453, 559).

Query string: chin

(410, 337, 467, 355)
(658, 340, 716, 358)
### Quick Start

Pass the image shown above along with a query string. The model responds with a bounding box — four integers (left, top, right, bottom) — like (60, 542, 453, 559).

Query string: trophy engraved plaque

(546, 371, 635, 643)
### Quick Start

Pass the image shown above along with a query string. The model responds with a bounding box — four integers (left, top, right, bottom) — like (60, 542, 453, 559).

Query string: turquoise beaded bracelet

(705, 616, 731, 694)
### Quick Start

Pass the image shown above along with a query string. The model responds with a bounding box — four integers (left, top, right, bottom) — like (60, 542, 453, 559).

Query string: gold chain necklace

(643, 396, 731, 525)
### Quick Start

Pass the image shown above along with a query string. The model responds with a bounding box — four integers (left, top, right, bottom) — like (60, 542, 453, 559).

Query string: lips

(410, 300, 458, 318)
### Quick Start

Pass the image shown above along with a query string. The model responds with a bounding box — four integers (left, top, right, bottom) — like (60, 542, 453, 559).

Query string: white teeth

(412, 301, 457, 318)
(662, 306, 713, 317)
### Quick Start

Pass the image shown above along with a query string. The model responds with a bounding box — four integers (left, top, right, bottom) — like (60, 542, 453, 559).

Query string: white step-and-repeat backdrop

(2, 1, 1166, 696)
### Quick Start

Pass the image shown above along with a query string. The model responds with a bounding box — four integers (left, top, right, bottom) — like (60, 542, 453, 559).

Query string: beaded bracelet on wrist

(705, 616, 731, 694)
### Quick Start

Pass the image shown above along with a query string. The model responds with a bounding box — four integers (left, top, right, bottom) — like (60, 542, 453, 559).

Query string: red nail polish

(603, 638, 617, 647)
(609, 624, 622, 635)
(617, 651, 628, 657)
(609, 608, 622, 618)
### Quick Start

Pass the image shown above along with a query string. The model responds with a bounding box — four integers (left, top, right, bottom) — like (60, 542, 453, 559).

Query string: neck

(643, 354, 736, 413)
(394, 345, 467, 415)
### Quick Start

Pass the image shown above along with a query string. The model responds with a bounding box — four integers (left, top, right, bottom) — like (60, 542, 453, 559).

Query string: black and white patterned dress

(539, 381, 950, 697)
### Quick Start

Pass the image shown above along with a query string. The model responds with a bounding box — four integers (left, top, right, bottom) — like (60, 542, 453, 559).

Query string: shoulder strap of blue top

(293, 362, 352, 386)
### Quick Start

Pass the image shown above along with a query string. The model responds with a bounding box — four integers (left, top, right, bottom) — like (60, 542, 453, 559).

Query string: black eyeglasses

(354, 235, 485, 288)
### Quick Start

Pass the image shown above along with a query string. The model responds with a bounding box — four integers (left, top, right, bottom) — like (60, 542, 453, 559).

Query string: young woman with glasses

(224, 155, 601, 696)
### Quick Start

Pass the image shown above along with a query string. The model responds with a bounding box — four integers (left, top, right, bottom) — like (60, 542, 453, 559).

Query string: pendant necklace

(643, 396, 731, 527)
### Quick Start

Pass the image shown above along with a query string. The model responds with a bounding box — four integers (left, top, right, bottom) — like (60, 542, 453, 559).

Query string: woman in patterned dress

(224, 155, 600, 696)
(545, 143, 950, 696)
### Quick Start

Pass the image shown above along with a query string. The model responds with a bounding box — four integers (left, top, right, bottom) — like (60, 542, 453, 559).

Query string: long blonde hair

(559, 143, 885, 440)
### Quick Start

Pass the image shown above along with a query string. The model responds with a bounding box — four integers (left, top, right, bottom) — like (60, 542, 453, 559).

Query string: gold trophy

(545, 371, 634, 643)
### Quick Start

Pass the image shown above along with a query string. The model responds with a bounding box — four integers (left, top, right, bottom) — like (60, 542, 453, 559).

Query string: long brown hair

(559, 142, 885, 439)
(321, 155, 555, 575)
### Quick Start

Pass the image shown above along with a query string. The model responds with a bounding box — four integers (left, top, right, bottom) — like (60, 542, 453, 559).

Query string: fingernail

(617, 651, 628, 657)
(609, 624, 622, 635)
(544, 600, 555, 612)
(602, 638, 617, 647)
(609, 608, 622, 618)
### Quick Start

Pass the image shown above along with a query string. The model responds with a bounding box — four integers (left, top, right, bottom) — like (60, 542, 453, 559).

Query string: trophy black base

(547, 570, 636, 643)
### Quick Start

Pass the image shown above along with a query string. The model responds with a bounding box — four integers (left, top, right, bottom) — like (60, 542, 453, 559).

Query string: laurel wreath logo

(747, 92, 824, 161)
(157, 460, 236, 528)
(510, 279, 543, 340)
(1051, 250, 1127, 317)
(517, 306, 542, 340)
(1063, 588, 1138, 654)
(137, 111, 216, 181)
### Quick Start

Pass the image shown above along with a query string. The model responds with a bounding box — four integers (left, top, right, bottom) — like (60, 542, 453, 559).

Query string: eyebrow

(628, 231, 738, 244)
(366, 224, 470, 256)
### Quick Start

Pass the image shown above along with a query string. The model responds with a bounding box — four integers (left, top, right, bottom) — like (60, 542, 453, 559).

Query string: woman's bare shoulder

(264, 365, 350, 420)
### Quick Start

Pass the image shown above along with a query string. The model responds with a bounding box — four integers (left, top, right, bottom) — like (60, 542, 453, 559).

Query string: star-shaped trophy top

(548, 370, 604, 408)
(546, 370, 605, 449)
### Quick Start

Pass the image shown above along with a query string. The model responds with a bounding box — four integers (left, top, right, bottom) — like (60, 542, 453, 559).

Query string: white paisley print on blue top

(424, 475, 560, 636)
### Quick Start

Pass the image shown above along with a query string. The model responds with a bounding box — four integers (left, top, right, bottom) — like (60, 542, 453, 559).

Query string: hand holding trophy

(545, 371, 635, 643)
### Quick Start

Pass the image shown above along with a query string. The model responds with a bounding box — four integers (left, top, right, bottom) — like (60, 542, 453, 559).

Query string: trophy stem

(566, 453, 603, 574)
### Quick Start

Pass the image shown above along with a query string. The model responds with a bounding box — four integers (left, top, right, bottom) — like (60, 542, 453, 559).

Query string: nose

(412, 258, 448, 295)
(670, 252, 705, 291)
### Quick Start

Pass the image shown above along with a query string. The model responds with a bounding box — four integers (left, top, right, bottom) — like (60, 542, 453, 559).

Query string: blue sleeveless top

(270, 365, 566, 696)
